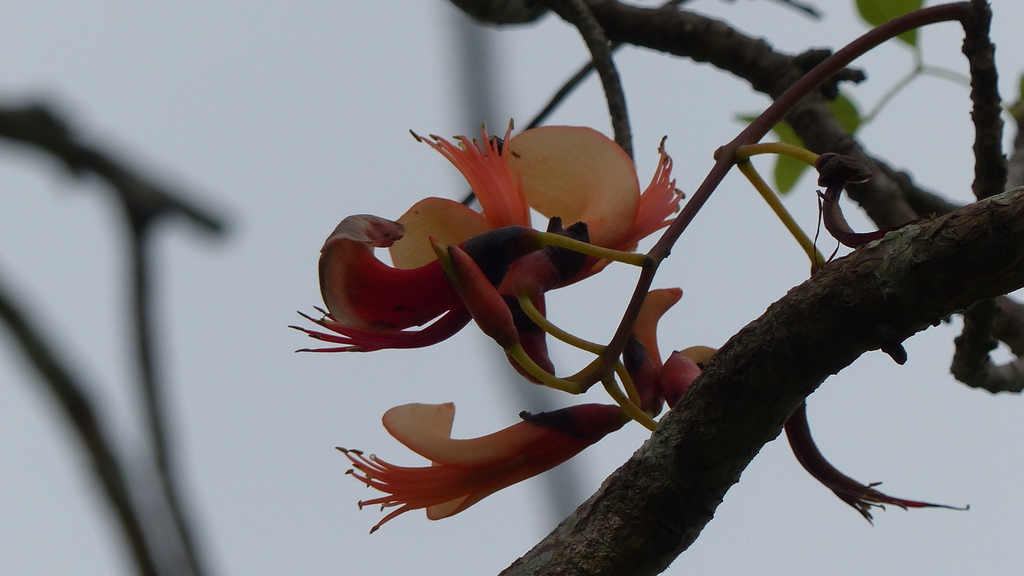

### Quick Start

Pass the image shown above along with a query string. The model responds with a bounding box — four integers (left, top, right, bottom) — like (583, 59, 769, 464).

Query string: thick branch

(962, 0, 1006, 199)
(502, 188, 1024, 576)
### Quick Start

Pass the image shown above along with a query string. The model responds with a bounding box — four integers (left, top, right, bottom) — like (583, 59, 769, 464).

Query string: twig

(545, 0, 633, 159)
(765, 0, 822, 19)
(0, 272, 161, 576)
(961, 0, 1006, 199)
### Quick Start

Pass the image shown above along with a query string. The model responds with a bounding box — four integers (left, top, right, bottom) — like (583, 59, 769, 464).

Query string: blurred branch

(0, 272, 160, 576)
(0, 104, 224, 234)
(503, 186, 1024, 576)
(0, 102, 221, 576)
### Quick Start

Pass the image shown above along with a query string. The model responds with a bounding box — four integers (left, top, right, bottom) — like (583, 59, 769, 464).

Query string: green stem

(538, 231, 648, 267)
(920, 64, 971, 86)
(735, 142, 819, 166)
(736, 161, 825, 268)
(517, 294, 605, 354)
(601, 376, 656, 431)
(506, 343, 582, 394)
(614, 361, 641, 407)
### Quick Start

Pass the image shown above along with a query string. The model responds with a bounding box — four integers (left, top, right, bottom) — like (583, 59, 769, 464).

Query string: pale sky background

(2, 1, 1024, 575)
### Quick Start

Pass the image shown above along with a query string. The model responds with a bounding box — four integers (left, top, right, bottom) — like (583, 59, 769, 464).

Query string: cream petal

(680, 345, 717, 365)
(390, 197, 492, 269)
(322, 214, 405, 248)
(382, 403, 547, 467)
(425, 496, 469, 520)
(508, 126, 639, 248)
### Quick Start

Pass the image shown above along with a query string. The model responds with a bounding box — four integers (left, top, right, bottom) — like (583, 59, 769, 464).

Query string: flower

(622, 288, 712, 414)
(391, 125, 681, 278)
(298, 125, 682, 353)
(340, 402, 627, 532)
(294, 217, 543, 352)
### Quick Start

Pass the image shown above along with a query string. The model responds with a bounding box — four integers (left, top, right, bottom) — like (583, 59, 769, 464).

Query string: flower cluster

(296, 124, 698, 530)
(297, 126, 949, 533)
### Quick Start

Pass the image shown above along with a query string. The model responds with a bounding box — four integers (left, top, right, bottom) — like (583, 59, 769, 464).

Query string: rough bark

(502, 187, 1024, 576)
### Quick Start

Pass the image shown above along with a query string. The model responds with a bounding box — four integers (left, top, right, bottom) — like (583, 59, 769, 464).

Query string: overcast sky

(2, 1, 1024, 575)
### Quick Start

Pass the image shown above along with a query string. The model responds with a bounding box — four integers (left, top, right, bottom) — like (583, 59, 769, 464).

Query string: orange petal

(632, 288, 683, 368)
(390, 197, 492, 269)
(382, 403, 547, 467)
(415, 126, 531, 229)
(619, 140, 681, 251)
(508, 126, 639, 249)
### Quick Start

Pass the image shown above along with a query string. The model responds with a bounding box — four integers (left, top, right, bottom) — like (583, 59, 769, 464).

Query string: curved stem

(735, 142, 819, 167)
(538, 232, 648, 266)
(601, 375, 656, 431)
(518, 294, 605, 354)
(596, 3, 972, 379)
(507, 343, 583, 394)
(920, 64, 971, 86)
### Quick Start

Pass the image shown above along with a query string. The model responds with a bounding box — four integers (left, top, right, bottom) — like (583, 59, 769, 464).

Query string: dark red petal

(520, 403, 628, 441)
(320, 241, 463, 330)
(294, 307, 471, 352)
(785, 401, 964, 522)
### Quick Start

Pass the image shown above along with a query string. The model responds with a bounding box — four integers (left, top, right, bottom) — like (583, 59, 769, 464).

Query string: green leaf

(770, 121, 808, 194)
(1018, 71, 1024, 102)
(855, 0, 923, 47)
(736, 93, 862, 194)
(829, 93, 861, 136)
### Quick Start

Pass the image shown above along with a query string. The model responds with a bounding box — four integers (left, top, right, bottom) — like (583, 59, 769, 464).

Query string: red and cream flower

(341, 402, 628, 532)
(298, 125, 682, 353)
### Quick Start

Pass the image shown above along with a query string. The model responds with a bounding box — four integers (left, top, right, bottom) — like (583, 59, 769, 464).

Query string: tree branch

(962, 0, 1006, 199)
(0, 272, 161, 576)
(546, 0, 633, 158)
(502, 187, 1024, 576)
(0, 101, 219, 576)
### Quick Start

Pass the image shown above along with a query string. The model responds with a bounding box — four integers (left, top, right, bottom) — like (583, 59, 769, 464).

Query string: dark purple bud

(815, 153, 872, 188)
